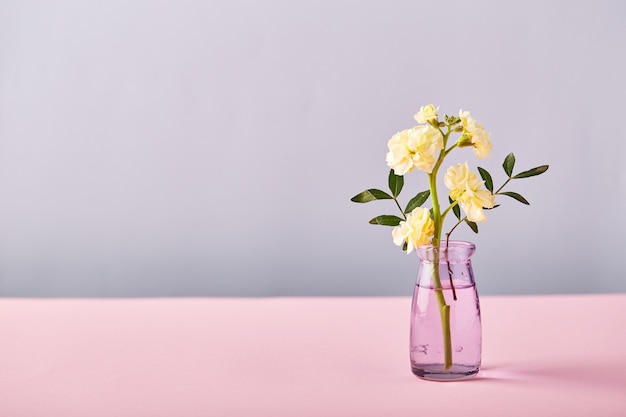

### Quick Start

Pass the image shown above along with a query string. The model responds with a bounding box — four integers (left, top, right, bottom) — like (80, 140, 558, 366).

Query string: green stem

(444, 143, 458, 157)
(444, 216, 468, 302)
(494, 177, 512, 194)
(440, 200, 459, 223)
(429, 173, 442, 243)
(427, 130, 454, 370)
(445, 216, 466, 241)
(393, 197, 406, 220)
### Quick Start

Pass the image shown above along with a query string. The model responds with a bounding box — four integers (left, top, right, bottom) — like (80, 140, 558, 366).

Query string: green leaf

(500, 191, 530, 205)
(452, 204, 461, 220)
(368, 215, 404, 226)
(350, 189, 393, 203)
(484, 204, 501, 210)
(388, 170, 404, 197)
(402, 241, 408, 251)
(405, 190, 430, 213)
(465, 219, 479, 234)
(477, 166, 493, 193)
(512, 165, 549, 179)
(449, 196, 461, 220)
(503, 153, 516, 178)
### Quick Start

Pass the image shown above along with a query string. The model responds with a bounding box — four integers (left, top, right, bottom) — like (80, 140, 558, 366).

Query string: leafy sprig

(350, 106, 549, 372)
(351, 152, 549, 242)
(351, 170, 431, 228)
(479, 152, 549, 206)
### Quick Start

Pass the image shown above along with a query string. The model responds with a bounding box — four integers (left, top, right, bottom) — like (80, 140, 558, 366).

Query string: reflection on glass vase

(410, 240, 481, 381)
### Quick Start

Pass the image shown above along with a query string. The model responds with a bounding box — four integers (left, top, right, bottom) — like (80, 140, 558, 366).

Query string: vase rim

(416, 240, 476, 261)
(418, 240, 475, 249)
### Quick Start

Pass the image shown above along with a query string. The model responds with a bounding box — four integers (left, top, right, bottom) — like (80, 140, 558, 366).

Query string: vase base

(412, 363, 479, 381)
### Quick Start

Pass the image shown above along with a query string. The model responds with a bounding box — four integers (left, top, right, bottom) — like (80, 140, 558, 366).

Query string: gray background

(0, 0, 624, 297)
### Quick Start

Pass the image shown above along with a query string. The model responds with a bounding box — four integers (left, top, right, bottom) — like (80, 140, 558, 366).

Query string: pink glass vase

(410, 240, 481, 381)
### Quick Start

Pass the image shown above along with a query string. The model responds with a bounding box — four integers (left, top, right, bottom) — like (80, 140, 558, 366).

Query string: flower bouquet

(351, 105, 548, 380)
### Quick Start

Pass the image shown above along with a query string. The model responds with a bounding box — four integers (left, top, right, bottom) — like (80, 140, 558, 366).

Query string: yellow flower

(386, 125, 444, 175)
(458, 110, 492, 159)
(392, 207, 435, 253)
(444, 162, 495, 222)
(414, 104, 439, 124)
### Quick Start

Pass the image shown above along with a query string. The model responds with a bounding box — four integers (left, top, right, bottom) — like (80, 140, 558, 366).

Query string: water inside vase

(410, 283, 481, 381)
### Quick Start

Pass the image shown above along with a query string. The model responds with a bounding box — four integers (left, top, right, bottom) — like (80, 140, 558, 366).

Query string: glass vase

(410, 240, 481, 381)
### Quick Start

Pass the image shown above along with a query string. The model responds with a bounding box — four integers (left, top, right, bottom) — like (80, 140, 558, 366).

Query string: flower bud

(456, 133, 474, 148)
(414, 104, 439, 124)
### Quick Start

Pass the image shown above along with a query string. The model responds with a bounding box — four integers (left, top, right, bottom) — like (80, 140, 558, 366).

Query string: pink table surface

(1, 295, 625, 417)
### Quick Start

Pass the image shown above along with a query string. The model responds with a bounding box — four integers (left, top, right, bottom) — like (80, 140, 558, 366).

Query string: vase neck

(416, 241, 475, 263)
